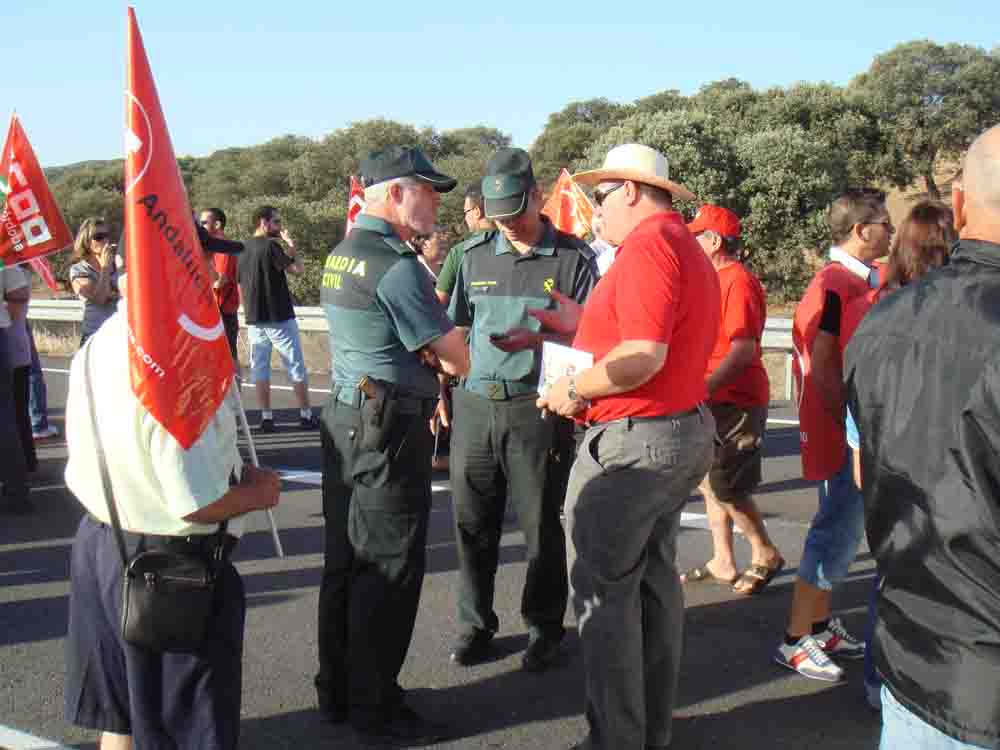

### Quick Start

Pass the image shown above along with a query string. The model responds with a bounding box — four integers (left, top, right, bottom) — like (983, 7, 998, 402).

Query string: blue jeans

(881, 686, 989, 749)
(798, 454, 865, 590)
(247, 320, 307, 384)
(27, 323, 48, 432)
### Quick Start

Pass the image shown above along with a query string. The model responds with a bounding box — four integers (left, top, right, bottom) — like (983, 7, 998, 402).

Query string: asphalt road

(0, 357, 881, 749)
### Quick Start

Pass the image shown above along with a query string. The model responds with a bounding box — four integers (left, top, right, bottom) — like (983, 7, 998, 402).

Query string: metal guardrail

(28, 299, 798, 398)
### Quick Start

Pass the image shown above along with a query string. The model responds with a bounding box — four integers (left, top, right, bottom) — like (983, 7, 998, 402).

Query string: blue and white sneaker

(774, 635, 844, 682)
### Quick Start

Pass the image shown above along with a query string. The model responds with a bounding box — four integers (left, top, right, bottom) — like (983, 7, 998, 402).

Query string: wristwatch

(567, 377, 582, 403)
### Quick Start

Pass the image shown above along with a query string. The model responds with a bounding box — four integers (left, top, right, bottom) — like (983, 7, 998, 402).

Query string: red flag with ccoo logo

(542, 168, 594, 239)
(346, 175, 365, 236)
(0, 114, 73, 269)
(124, 7, 233, 449)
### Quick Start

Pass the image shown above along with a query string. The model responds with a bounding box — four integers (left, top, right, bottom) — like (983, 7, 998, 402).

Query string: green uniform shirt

(320, 214, 453, 398)
(436, 233, 486, 297)
(449, 220, 597, 395)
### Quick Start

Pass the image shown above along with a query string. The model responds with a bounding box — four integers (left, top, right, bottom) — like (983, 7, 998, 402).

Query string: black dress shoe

(450, 629, 493, 666)
(522, 634, 562, 672)
(257, 417, 275, 433)
(353, 705, 448, 747)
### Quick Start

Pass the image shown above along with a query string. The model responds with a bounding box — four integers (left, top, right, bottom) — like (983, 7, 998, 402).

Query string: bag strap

(83, 340, 130, 569)
(82, 340, 227, 569)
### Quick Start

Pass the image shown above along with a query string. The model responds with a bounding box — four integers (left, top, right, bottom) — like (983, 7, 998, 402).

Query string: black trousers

(0, 330, 28, 503)
(221, 310, 240, 364)
(315, 398, 433, 729)
(450, 388, 571, 640)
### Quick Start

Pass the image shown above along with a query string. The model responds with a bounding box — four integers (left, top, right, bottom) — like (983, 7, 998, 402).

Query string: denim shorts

(881, 685, 990, 750)
(247, 319, 307, 384)
(797, 453, 865, 591)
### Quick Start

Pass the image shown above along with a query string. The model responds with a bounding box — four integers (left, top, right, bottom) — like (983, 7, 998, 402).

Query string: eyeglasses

(93, 232, 109, 242)
(199, 219, 213, 227)
(592, 182, 624, 207)
(463, 207, 477, 217)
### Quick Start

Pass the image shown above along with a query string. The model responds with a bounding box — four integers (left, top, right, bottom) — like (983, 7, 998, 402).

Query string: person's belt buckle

(487, 382, 503, 400)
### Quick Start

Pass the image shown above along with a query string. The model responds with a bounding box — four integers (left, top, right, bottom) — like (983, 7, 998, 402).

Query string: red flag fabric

(541, 169, 594, 239)
(0, 114, 73, 268)
(346, 175, 365, 236)
(124, 8, 233, 449)
(29, 256, 59, 291)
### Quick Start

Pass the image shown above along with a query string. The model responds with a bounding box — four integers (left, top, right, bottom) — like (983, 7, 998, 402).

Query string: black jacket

(845, 239, 1000, 748)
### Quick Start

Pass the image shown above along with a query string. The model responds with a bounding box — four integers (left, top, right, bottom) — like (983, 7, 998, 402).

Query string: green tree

(531, 98, 632, 187)
(851, 40, 1000, 198)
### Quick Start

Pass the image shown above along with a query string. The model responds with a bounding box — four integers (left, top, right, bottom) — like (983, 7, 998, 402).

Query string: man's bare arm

(182, 465, 281, 524)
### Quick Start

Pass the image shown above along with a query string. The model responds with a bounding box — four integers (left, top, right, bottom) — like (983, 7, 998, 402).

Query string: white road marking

(767, 418, 800, 426)
(0, 724, 71, 750)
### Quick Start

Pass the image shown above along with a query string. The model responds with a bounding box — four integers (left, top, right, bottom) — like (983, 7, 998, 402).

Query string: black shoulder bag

(83, 342, 225, 653)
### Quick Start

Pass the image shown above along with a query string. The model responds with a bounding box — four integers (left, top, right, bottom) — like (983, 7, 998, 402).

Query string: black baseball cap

(360, 146, 457, 193)
(482, 148, 535, 219)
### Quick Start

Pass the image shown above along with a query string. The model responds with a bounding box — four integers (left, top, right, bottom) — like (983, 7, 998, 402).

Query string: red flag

(346, 175, 365, 236)
(542, 168, 594, 239)
(29, 257, 59, 291)
(0, 114, 73, 268)
(124, 8, 233, 449)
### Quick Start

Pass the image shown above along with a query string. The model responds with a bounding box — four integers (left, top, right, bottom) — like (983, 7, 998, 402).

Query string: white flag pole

(233, 386, 284, 558)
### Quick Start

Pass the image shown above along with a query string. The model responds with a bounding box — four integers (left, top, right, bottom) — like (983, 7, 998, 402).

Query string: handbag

(83, 342, 226, 653)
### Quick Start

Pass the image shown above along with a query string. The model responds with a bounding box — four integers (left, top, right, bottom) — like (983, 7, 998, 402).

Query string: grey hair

(364, 176, 420, 204)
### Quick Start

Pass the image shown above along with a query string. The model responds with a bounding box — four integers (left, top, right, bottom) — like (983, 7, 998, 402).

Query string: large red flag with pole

(0, 114, 73, 270)
(542, 168, 594, 239)
(124, 7, 233, 449)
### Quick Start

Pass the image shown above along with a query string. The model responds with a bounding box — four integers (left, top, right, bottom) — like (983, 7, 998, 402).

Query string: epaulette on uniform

(454, 229, 496, 256)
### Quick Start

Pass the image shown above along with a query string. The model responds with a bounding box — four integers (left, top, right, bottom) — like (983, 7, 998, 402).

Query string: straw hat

(573, 144, 696, 203)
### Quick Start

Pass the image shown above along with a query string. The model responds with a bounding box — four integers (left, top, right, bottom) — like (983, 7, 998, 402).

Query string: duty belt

(331, 383, 437, 416)
(463, 379, 538, 401)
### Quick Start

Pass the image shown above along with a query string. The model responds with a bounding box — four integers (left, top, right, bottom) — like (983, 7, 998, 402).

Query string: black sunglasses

(592, 182, 625, 207)
(93, 232, 109, 242)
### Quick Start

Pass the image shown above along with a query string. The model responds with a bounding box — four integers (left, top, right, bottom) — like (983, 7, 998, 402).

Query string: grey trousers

(566, 409, 715, 750)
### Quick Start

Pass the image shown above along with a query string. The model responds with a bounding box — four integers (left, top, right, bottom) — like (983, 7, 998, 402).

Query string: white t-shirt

(591, 238, 617, 277)
(0, 265, 29, 329)
(64, 305, 245, 536)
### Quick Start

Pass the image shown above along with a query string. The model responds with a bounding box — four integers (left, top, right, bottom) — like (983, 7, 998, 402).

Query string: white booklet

(538, 341, 593, 397)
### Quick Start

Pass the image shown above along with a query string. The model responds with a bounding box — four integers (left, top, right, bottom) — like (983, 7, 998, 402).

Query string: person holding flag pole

(62, 10, 282, 749)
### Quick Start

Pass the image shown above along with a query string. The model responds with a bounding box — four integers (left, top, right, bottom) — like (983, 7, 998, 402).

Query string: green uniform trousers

(450, 387, 571, 640)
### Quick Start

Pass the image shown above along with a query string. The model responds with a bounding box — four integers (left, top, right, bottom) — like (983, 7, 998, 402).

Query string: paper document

(538, 342, 593, 397)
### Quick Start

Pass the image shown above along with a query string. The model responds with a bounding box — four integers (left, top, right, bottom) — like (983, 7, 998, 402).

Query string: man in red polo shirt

(200, 208, 242, 380)
(774, 190, 890, 683)
(539, 144, 720, 750)
(682, 205, 784, 595)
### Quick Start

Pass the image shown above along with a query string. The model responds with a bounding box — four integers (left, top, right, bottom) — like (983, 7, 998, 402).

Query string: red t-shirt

(792, 261, 871, 480)
(707, 263, 770, 407)
(573, 211, 720, 423)
(213, 252, 240, 314)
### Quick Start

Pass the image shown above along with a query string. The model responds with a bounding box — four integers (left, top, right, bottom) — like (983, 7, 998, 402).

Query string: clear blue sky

(5, 1, 997, 167)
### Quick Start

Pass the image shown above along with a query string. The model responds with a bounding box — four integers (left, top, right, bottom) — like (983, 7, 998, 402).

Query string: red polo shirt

(573, 211, 720, 424)
(213, 252, 240, 314)
(707, 262, 770, 407)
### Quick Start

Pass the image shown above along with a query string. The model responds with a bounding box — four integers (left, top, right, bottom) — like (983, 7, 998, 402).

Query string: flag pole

(233, 385, 285, 558)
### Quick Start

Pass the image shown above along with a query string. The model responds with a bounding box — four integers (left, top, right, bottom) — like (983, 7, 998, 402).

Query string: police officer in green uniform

(315, 146, 470, 746)
(444, 148, 598, 670)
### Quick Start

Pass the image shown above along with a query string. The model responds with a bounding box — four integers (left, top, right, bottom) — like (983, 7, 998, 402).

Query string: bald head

(964, 125, 1000, 213)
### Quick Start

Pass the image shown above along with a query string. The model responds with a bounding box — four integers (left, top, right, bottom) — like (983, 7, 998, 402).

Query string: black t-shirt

(238, 236, 295, 324)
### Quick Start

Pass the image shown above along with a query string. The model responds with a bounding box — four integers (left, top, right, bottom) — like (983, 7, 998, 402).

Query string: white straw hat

(573, 144, 696, 203)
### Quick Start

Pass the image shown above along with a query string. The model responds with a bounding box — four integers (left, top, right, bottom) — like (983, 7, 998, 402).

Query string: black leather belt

(330, 384, 437, 417)
(101, 521, 237, 560)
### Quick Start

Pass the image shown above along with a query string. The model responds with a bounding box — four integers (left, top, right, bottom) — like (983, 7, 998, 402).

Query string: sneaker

(522, 634, 563, 672)
(32, 425, 59, 440)
(450, 629, 493, 666)
(815, 617, 866, 659)
(299, 414, 319, 430)
(774, 635, 844, 682)
(257, 418, 275, 433)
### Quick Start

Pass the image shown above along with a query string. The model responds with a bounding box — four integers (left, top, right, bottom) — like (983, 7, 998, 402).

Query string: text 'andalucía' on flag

(541, 168, 594, 240)
(1, 114, 73, 270)
(123, 7, 234, 450)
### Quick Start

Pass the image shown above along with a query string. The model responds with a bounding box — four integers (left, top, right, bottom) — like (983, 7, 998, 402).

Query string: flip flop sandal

(732, 557, 786, 595)
(681, 564, 739, 586)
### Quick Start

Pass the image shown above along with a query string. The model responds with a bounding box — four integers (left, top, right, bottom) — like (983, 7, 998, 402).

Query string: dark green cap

(360, 146, 456, 193)
(482, 148, 535, 219)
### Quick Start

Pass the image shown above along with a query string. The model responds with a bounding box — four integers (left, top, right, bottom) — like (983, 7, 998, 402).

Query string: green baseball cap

(482, 148, 535, 219)
(360, 145, 457, 193)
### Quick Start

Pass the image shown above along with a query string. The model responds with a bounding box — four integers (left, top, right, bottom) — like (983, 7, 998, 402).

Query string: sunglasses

(93, 232, 109, 242)
(592, 182, 624, 207)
